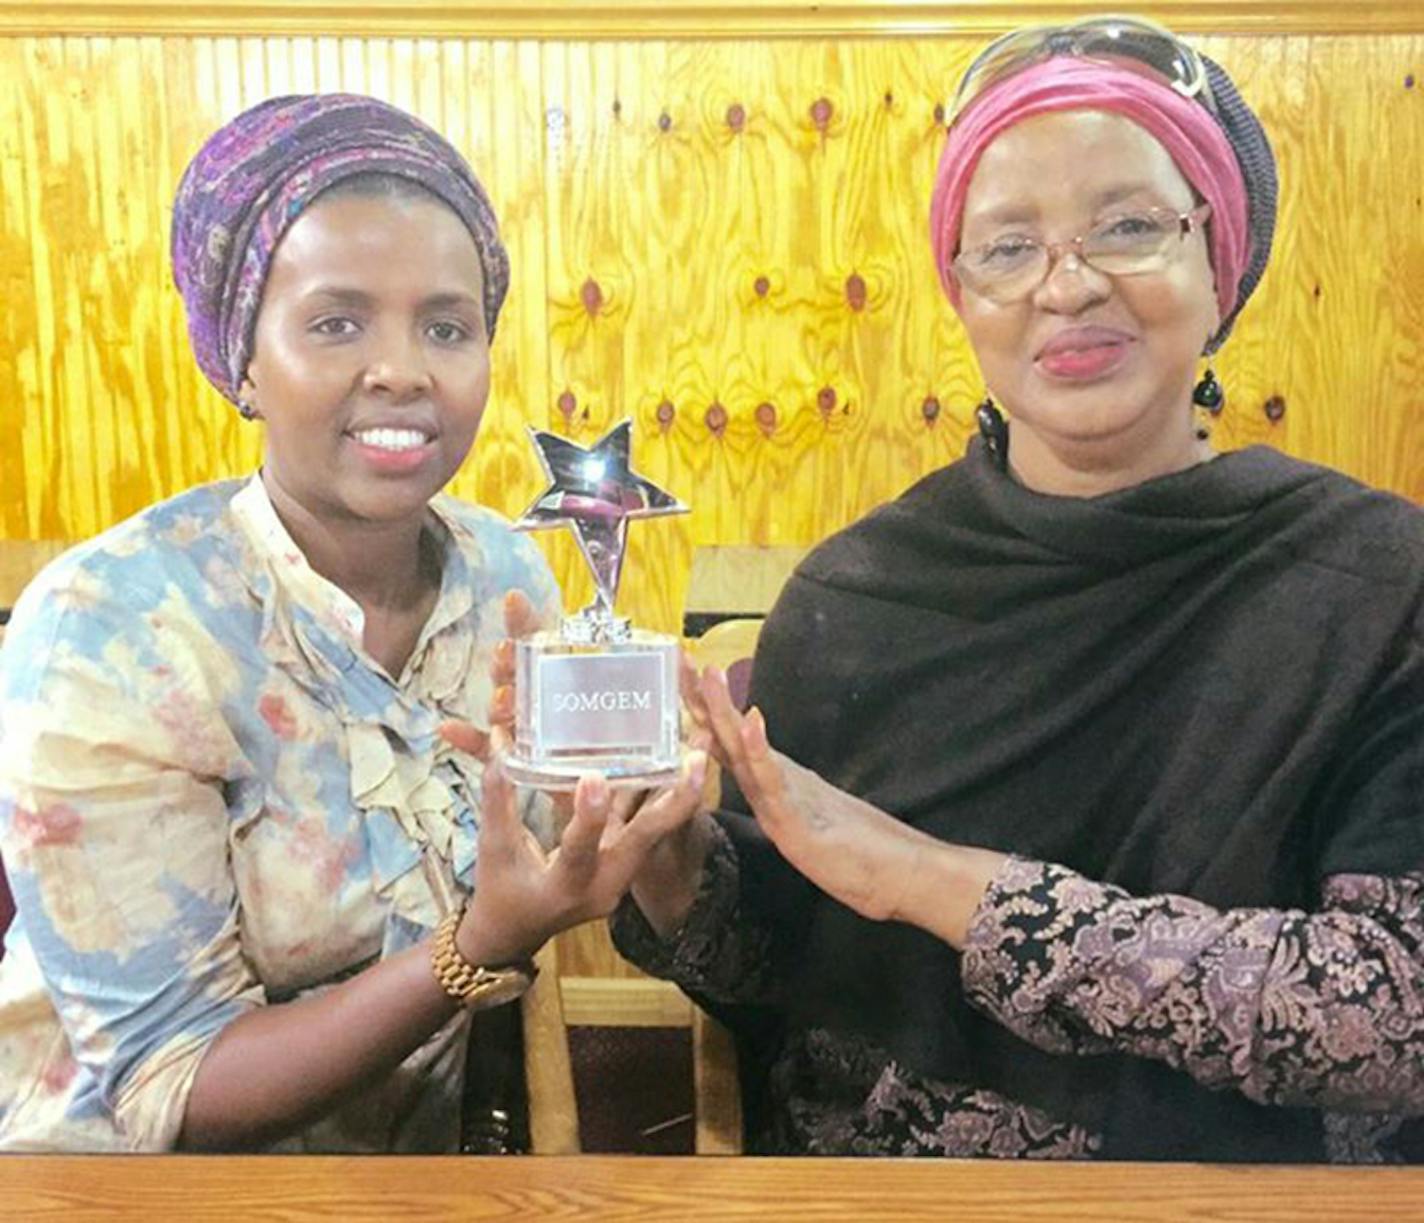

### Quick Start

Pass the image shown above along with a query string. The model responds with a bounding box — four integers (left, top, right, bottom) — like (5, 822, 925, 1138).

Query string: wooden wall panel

(1, 21, 1422, 645)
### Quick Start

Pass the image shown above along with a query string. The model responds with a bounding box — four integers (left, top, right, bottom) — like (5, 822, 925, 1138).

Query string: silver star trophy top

(514, 420, 687, 644)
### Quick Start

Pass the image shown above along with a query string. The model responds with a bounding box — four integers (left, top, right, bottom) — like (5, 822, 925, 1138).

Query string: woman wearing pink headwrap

(613, 17, 1424, 1161)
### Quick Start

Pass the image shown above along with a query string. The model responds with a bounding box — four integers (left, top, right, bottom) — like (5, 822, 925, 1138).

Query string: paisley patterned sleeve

(609, 817, 781, 1003)
(960, 859, 1424, 1113)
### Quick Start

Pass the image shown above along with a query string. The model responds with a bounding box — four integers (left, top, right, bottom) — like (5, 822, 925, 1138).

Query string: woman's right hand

(455, 752, 708, 968)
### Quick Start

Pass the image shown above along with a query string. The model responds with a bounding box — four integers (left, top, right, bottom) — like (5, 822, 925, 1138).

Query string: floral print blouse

(612, 823, 1424, 1162)
(0, 475, 557, 1152)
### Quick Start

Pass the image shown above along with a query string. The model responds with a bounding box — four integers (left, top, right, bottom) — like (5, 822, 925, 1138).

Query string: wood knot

(658, 111, 672, 132)
(810, 97, 833, 130)
(754, 275, 770, 298)
(705, 402, 728, 436)
(580, 278, 604, 316)
(817, 386, 837, 417)
(557, 390, 577, 422)
(726, 103, 746, 132)
(921, 396, 941, 424)
(656, 399, 676, 431)
(1263, 395, 1287, 423)
(755, 401, 777, 436)
(845, 273, 867, 312)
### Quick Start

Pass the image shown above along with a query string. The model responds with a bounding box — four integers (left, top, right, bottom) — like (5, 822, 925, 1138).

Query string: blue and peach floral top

(0, 475, 557, 1151)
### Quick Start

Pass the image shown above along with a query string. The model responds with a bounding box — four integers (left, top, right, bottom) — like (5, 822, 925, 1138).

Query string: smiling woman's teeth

(352, 428, 428, 451)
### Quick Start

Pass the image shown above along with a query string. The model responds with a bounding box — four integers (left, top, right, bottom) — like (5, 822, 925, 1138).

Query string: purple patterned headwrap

(171, 93, 509, 405)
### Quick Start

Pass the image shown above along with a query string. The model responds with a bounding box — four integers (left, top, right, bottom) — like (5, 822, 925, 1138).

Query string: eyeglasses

(948, 14, 1219, 127)
(952, 204, 1213, 304)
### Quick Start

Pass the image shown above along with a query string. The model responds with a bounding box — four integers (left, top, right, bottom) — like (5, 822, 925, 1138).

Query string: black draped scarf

(729, 438, 1424, 1160)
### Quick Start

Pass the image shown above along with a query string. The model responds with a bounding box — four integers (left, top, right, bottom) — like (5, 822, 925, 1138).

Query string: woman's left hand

(438, 588, 542, 764)
(693, 666, 1006, 947)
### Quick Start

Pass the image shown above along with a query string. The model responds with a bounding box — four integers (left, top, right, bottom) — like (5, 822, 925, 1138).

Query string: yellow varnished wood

(3, 2, 1423, 38)
(1, 21, 1422, 644)
(523, 938, 581, 1155)
(560, 976, 693, 1027)
(7, 1153, 1424, 1218)
(0, 539, 70, 607)
(554, 919, 641, 981)
(692, 1006, 743, 1156)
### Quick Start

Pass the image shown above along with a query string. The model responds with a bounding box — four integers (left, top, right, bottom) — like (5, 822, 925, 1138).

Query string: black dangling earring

(1192, 368, 1224, 413)
(1192, 367, 1224, 416)
(976, 396, 1008, 469)
(1192, 368, 1224, 442)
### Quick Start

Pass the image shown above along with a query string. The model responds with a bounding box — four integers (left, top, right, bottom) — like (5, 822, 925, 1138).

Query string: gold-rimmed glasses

(952, 204, 1213, 304)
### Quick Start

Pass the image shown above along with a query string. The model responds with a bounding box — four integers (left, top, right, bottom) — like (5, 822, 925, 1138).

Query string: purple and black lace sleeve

(961, 859, 1424, 1114)
(608, 818, 780, 1003)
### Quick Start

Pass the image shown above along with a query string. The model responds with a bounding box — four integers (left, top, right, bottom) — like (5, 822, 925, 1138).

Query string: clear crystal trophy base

(504, 624, 682, 791)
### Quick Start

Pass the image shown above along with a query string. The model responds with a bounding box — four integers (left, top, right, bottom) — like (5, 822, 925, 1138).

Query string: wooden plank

(685, 544, 807, 614)
(523, 938, 581, 1154)
(7, 1154, 1424, 1219)
(691, 1007, 742, 1156)
(560, 975, 693, 1027)
(2, 27, 1422, 625)
(3, 2, 1423, 38)
(0, 34, 34, 539)
(0, 538, 70, 607)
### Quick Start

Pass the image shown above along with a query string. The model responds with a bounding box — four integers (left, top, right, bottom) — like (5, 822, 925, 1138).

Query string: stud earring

(975, 396, 1008, 468)
(237, 399, 258, 420)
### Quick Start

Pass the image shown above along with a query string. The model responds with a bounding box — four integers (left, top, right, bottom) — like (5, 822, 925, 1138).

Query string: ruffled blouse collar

(228, 475, 492, 934)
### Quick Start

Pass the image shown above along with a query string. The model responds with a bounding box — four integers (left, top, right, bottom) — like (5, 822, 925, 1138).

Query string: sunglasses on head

(948, 14, 1219, 128)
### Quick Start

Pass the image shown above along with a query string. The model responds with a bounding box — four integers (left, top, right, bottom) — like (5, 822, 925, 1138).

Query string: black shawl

(727, 438, 1424, 1161)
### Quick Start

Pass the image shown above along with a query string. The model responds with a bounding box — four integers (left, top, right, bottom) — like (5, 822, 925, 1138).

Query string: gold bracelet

(430, 907, 537, 1010)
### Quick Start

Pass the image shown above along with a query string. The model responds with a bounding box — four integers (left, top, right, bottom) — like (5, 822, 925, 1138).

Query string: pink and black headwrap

(930, 54, 1277, 353)
(171, 93, 509, 405)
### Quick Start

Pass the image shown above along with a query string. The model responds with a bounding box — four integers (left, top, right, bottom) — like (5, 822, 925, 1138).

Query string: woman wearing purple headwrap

(610, 18, 1424, 1161)
(0, 94, 704, 1152)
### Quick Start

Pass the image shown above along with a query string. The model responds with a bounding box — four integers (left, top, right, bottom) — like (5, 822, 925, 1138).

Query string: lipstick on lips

(1034, 326, 1136, 381)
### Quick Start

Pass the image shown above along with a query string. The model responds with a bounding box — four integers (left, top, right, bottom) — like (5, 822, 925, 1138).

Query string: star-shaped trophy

(503, 419, 689, 790)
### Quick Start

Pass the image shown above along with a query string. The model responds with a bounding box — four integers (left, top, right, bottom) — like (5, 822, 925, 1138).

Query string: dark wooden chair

(524, 928, 743, 1154)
